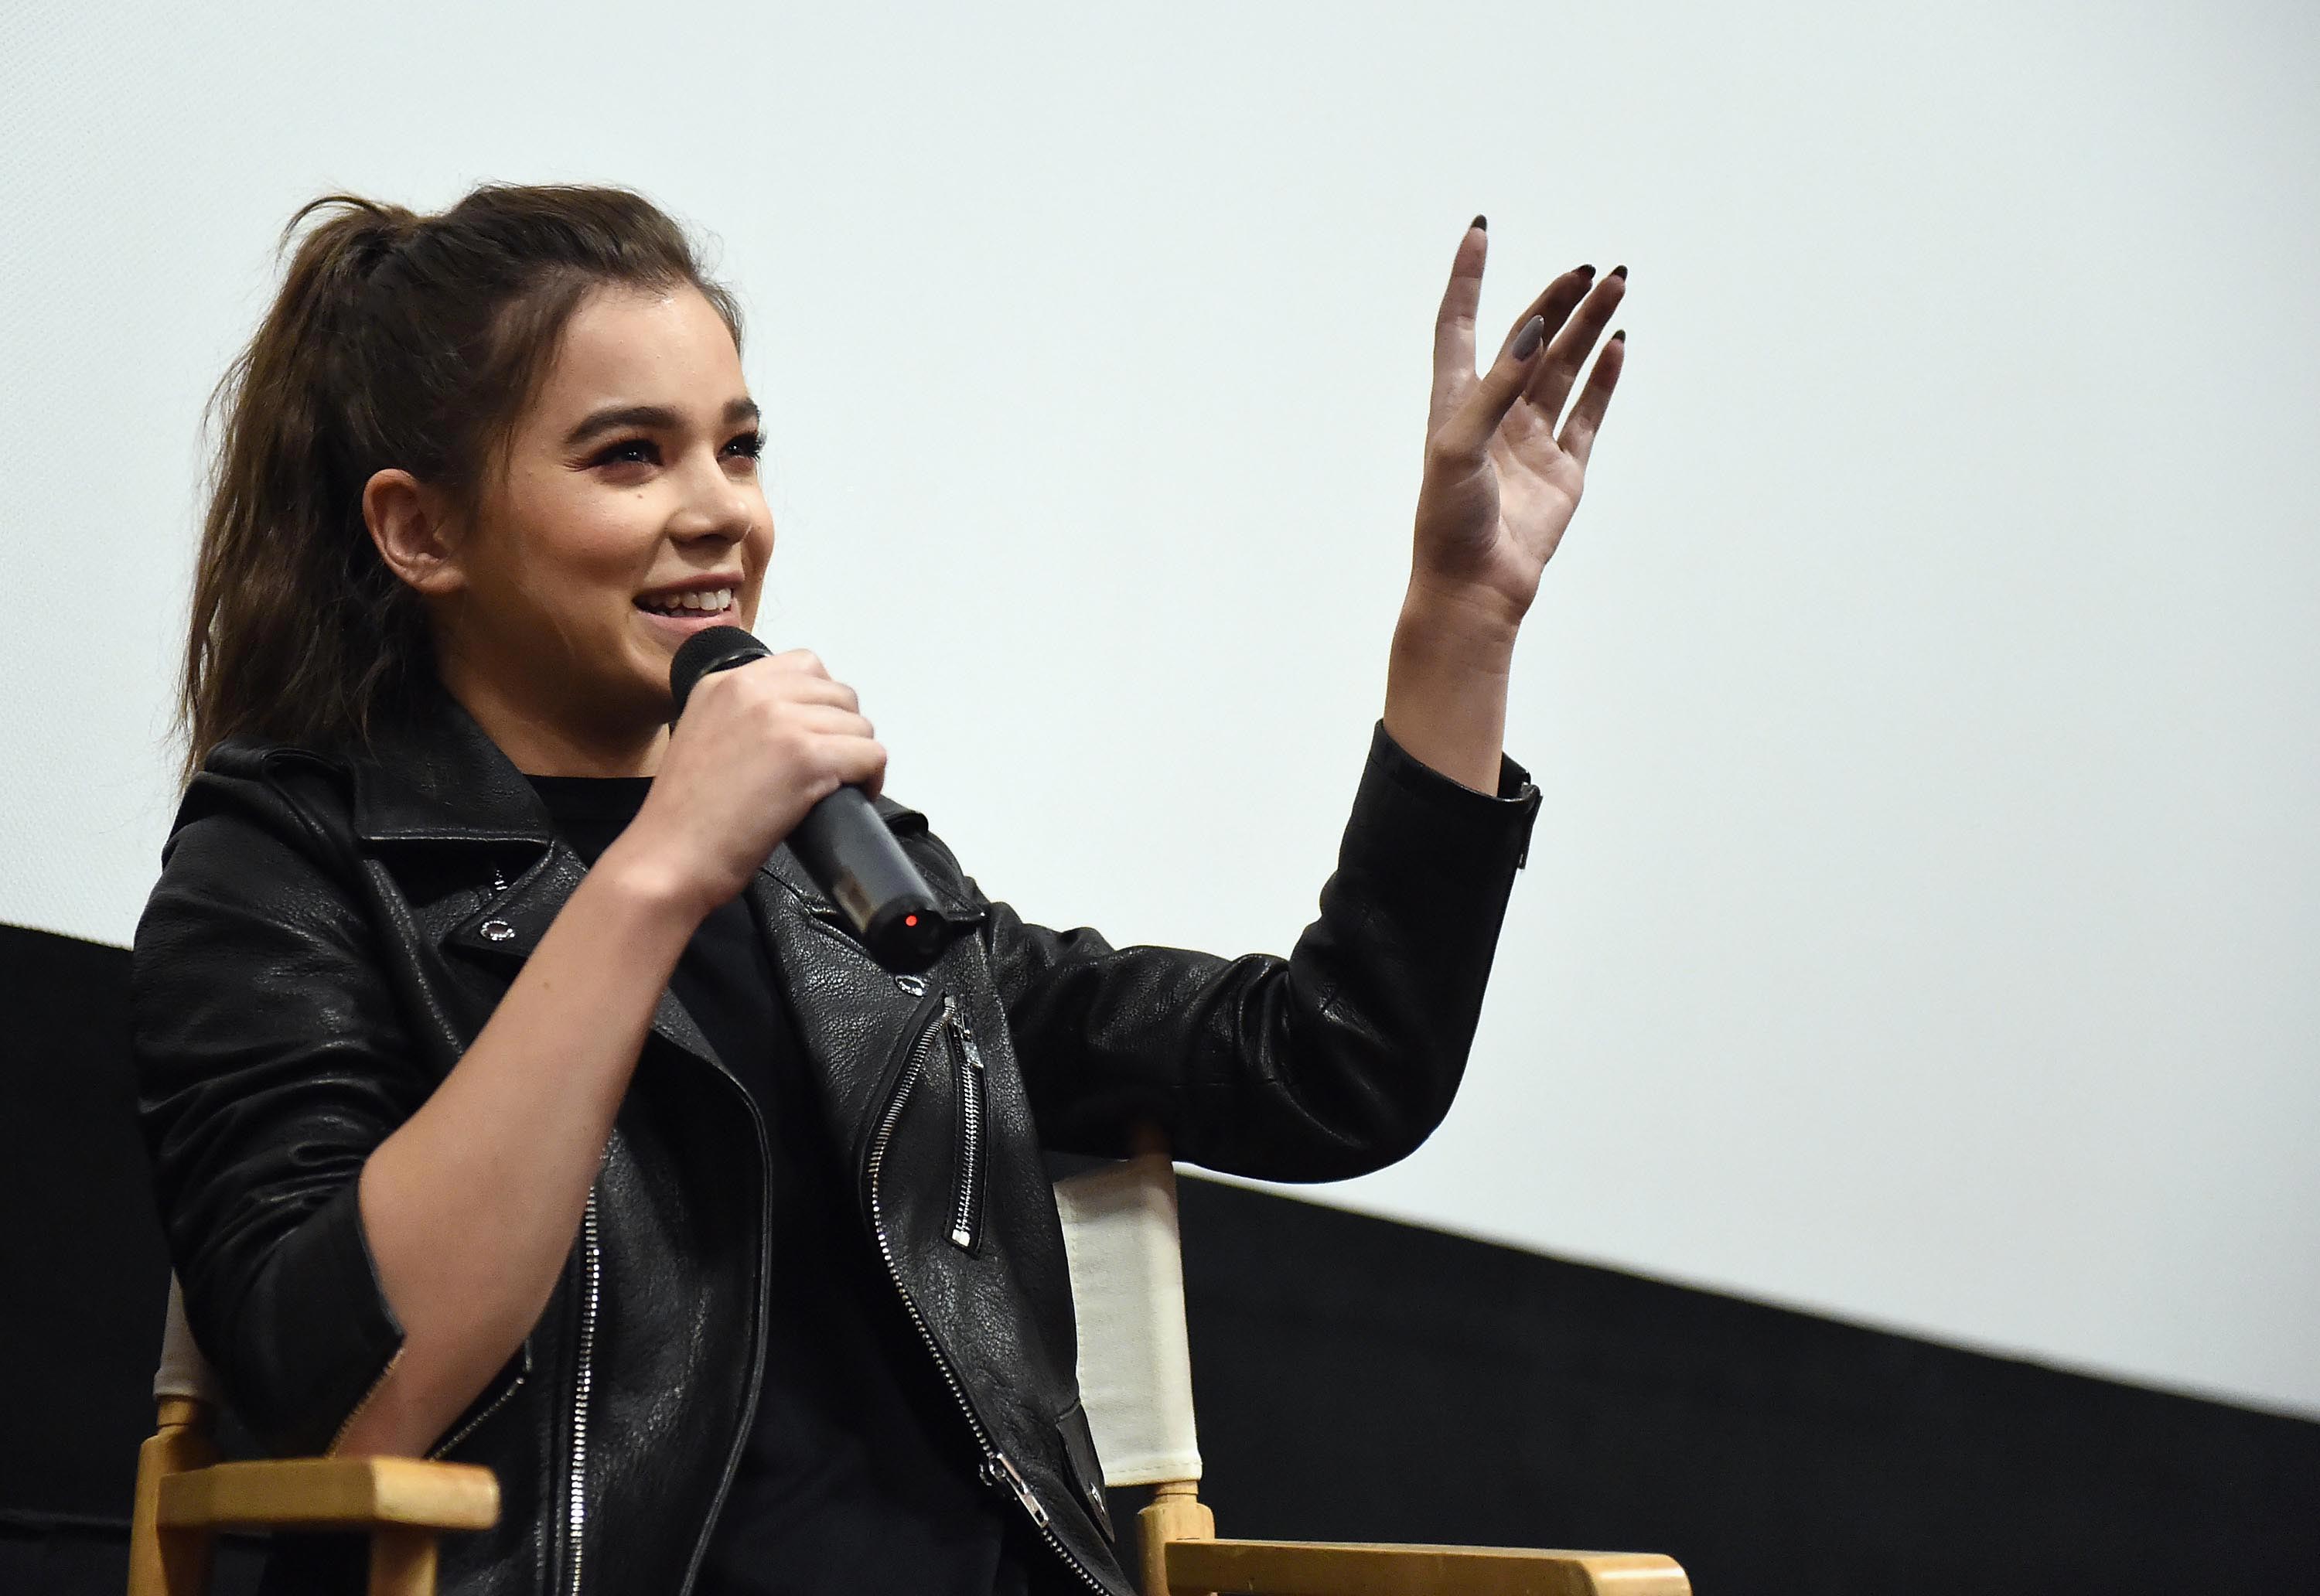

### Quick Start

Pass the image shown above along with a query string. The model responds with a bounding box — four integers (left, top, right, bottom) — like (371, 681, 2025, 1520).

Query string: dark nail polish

(1611, 264, 1629, 280)
(1576, 264, 1595, 278)
(1612, 329, 1626, 342)
(1471, 214, 1488, 233)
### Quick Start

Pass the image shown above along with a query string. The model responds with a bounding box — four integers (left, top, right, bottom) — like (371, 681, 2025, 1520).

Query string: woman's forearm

(1382, 583, 1520, 795)
(336, 840, 702, 1457)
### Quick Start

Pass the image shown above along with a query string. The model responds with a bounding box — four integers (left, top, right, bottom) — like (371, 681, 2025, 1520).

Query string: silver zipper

(323, 1346, 405, 1457)
(427, 1361, 527, 1460)
(947, 1006, 987, 1250)
(865, 994, 1111, 1594)
(565, 1190, 602, 1596)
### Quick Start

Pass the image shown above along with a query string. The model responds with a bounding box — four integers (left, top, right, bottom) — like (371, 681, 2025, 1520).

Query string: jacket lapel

(745, 858, 935, 1161)
(348, 687, 954, 1091)
(357, 694, 726, 1078)
(757, 841, 853, 928)
(439, 842, 726, 1076)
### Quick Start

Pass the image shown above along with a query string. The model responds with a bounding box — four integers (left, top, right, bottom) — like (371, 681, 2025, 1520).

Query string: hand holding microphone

(619, 626, 954, 972)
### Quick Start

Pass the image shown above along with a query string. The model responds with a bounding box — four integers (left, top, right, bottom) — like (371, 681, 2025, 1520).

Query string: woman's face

(428, 281, 773, 766)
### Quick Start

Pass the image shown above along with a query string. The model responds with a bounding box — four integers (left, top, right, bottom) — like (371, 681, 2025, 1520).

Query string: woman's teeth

(636, 588, 733, 617)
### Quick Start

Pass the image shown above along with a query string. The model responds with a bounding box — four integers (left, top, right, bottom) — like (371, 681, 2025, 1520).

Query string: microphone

(670, 626, 957, 974)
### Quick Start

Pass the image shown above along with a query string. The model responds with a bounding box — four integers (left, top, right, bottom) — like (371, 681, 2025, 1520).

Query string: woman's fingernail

(1576, 263, 1596, 278)
(1611, 264, 1629, 280)
(1612, 329, 1627, 343)
(1471, 213, 1488, 233)
(1512, 315, 1546, 360)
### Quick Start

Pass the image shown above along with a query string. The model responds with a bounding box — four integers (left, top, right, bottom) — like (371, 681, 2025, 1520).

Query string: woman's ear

(363, 469, 465, 597)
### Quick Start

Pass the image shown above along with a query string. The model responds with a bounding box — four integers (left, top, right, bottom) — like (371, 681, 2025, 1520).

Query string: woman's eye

(594, 438, 660, 469)
(725, 429, 766, 463)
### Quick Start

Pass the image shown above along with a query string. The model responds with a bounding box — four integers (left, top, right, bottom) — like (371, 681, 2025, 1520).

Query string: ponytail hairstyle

(182, 184, 744, 777)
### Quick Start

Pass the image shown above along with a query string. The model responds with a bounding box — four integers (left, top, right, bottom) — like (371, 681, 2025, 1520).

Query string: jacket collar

(343, 689, 913, 919)
(350, 689, 926, 1076)
(341, 677, 933, 956)
(344, 690, 734, 1079)
(348, 690, 561, 848)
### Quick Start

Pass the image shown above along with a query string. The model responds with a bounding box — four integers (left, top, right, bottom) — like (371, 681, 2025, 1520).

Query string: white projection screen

(2, 2, 2314, 1417)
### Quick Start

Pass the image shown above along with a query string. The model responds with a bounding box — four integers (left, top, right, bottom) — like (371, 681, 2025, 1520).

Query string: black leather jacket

(132, 692, 1541, 1596)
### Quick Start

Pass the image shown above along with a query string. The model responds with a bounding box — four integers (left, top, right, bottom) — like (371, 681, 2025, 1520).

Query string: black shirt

(527, 777, 1068, 1595)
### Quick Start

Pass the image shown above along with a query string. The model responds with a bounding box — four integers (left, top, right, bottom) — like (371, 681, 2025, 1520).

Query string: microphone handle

(786, 785, 951, 973)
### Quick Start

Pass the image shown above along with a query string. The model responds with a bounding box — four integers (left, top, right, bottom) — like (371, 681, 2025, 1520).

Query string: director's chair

(125, 1279, 495, 1596)
(1054, 1147, 1692, 1596)
(128, 1156, 1690, 1595)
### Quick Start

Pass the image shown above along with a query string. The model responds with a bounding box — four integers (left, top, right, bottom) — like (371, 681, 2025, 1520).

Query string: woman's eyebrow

(561, 396, 760, 451)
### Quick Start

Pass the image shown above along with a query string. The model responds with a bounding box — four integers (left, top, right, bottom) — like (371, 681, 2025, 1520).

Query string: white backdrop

(3, 2, 2315, 1417)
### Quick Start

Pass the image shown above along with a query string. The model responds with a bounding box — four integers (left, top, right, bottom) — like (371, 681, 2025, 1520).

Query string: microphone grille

(669, 626, 770, 716)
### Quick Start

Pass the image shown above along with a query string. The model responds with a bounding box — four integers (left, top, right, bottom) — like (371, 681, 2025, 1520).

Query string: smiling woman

(359, 284, 776, 773)
(180, 189, 760, 776)
(136, 182, 1621, 1596)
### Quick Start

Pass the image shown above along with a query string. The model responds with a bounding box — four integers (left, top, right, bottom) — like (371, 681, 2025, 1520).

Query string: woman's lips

(633, 596, 740, 639)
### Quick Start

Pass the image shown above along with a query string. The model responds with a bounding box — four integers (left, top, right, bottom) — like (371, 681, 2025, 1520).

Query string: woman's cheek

(566, 509, 663, 583)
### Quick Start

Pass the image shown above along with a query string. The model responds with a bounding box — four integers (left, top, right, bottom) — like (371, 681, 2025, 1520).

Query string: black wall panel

(1172, 1175, 2320, 1594)
(7, 922, 2314, 1594)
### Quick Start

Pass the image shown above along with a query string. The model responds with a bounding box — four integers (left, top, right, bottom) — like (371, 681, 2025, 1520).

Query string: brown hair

(181, 183, 743, 776)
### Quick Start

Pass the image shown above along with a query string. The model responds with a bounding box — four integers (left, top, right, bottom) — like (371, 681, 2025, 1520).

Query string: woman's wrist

(1401, 570, 1527, 654)
(588, 827, 719, 941)
(1382, 583, 1519, 795)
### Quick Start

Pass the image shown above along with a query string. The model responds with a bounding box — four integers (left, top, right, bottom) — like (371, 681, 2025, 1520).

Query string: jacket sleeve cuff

(221, 1178, 408, 1458)
(1356, 718, 1545, 877)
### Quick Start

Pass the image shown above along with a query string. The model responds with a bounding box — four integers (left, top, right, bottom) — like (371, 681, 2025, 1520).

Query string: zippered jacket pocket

(946, 1002, 988, 1252)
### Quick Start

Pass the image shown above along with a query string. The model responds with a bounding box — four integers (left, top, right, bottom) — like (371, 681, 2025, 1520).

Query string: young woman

(134, 184, 1626, 1596)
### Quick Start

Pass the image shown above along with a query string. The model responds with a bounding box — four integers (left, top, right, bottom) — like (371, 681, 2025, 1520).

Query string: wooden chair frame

(1136, 1478, 1688, 1595)
(125, 1283, 496, 1596)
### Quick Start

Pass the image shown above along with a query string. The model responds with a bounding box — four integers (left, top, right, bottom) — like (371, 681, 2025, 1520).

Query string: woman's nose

(667, 449, 757, 545)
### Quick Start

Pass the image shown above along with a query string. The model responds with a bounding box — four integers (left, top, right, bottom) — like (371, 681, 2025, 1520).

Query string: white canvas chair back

(155, 1276, 223, 1408)
(1052, 1151, 1202, 1489)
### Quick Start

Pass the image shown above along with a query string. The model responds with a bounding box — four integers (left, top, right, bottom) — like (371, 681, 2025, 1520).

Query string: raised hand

(1412, 218, 1626, 634)
(1379, 219, 1628, 793)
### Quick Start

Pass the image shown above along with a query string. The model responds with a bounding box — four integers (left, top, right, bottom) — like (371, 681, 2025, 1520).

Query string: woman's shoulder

(167, 689, 538, 871)
(165, 732, 363, 882)
(143, 711, 471, 972)
(142, 739, 363, 963)
(872, 789, 981, 907)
